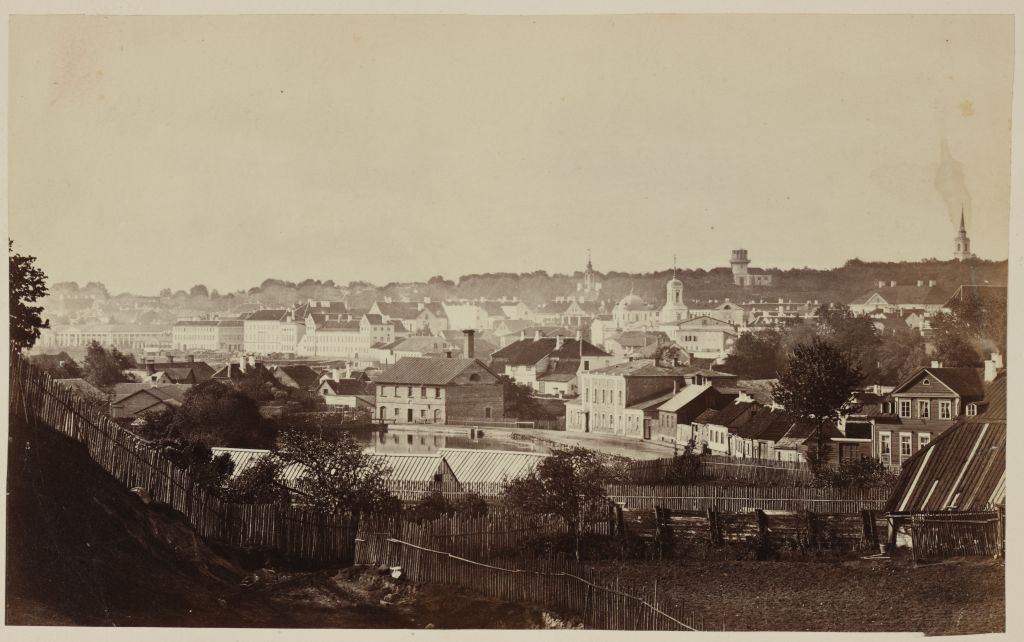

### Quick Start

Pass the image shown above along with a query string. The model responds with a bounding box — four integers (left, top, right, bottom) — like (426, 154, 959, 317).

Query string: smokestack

(463, 329, 475, 359)
(238, 355, 247, 373)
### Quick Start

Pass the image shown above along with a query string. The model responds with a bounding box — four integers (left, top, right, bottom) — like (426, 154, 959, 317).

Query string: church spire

(586, 248, 593, 272)
(959, 207, 966, 232)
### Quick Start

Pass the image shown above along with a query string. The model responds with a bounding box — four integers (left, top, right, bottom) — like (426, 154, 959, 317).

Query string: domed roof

(666, 277, 683, 287)
(618, 294, 649, 311)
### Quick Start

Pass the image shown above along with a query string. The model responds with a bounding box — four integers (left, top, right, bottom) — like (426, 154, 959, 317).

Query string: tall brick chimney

(463, 329, 476, 359)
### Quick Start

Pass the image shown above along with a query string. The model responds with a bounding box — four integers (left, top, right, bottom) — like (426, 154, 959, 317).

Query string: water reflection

(357, 426, 547, 454)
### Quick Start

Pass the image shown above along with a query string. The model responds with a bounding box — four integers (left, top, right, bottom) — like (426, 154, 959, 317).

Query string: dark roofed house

(127, 357, 215, 384)
(489, 336, 616, 397)
(374, 357, 504, 425)
(873, 363, 994, 468)
(272, 364, 322, 391)
(318, 378, 374, 409)
(883, 373, 1005, 553)
(654, 383, 740, 444)
(110, 385, 190, 419)
(849, 282, 950, 315)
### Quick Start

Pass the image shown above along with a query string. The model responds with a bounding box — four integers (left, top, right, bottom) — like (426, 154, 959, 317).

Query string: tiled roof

(438, 448, 546, 484)
(491, 338, 608, 366)
(320, 379, 369, 395)
(850, 286, 950, 306)
(275, 365, 321, 389)
(374, 357, 497, 385)
(885, 373, 1005, 513)
(246, 309, 289, 321)
(590, 359, 695, 377)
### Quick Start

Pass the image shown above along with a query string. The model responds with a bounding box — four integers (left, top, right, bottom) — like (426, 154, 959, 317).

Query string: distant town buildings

(730, 249, 773, 287)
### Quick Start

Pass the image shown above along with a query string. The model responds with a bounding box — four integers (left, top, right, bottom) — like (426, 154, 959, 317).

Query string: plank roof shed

(438, 448, 547, 484)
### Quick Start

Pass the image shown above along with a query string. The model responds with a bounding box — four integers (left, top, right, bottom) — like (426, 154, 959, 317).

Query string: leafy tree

(814, 304, 882, 383)
(220, 455, 292, 504)
(170, 380, 278, 448)
(275, 429, 397, 518)
(723, 329, 784, 378)
(9, 240, 50, 351)
(189, 284, 210, 298)
(35, 355, 82, 379)
(82, 341, 134, 387)
(499, 375, 549, 419)
(877, 327, 929, 385)
(771, 337, 863, 468)
(155, 438, 235, 491)
(811, 456, 900, 490)
(654, 343, 685, 367)
(929, 311, 984, 367)
(502, 446, 608, 560)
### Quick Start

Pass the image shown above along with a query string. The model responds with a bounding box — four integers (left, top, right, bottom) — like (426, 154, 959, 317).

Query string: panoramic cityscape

(6, 11, 1011, 636)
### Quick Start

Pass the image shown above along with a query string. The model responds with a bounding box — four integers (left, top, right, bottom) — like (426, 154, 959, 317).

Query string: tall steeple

(954, 206, 972, 261)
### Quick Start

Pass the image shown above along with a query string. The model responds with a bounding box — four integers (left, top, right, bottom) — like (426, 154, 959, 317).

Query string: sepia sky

(8, 14, 1014, 295)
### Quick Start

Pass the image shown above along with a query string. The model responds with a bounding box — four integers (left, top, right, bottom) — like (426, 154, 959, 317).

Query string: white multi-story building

(172, 319, 244, 352)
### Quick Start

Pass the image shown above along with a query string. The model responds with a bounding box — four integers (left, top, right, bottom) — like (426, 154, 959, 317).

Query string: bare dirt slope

(4, 414, 571, 628)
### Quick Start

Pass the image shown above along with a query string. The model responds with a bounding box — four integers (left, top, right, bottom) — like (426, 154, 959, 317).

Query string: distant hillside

(42, 258, 1008, 321)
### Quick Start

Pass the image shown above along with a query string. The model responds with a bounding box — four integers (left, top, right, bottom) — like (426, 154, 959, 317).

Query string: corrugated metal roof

(885, 374, 1006, 514)
(373, 453, 454, 483)
(438, 448, 546, 484)
(211, 447, 307, 485)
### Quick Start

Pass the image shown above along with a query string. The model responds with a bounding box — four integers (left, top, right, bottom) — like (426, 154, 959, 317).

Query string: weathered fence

(606, 484, 890, 513)
(909, 512, 1004, 560)
(9, 352, 358, 564)
(359, 538, 713, 631)
(625, 454, 816, 486)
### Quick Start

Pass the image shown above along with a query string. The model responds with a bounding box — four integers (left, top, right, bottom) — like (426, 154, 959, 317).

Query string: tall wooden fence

(625, 454, 816, 486)
(9, 352, 358, 564)
(606, 484, 890, 513)
(358, 538, 713, 631)
(909, 512, 1004, 560)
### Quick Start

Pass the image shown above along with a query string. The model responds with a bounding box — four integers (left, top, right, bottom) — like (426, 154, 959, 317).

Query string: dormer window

(966, 403, 978, 417)
(922, 378, 930, 385)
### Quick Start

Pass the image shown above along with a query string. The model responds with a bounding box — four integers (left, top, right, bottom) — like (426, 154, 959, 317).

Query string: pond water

(353, 426, 553, 455)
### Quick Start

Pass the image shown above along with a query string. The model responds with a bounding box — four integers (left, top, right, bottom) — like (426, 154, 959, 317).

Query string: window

(421, 386, 427, 398)
(618, 390, 623, 405)
(601, 390, 606, 404)
(379, 406, 386, 418)
(434, 409, 442, 422)
(408, 434, 414, 444)
(407, 386, 413, 397)
(583, 360, 590, 371)
(918, 400, 930, 419)
(469, 373, 481, 382)
(584, 388, 589, 402)
(918, 433, 931, 449)
(393, 407, 400, 418)
(939, 400, 952, 420)
(381, 386, 389, 397)
(922, 378, 930, 385)
(899, 433, 912, 460)
(435, 387, 441, 398)
(484, 407, 492, 419)
(966, 403, 977, 417)
(879, 431, 892, 464)
(420, 410, 426, 419)
(898, 400, 911, 418)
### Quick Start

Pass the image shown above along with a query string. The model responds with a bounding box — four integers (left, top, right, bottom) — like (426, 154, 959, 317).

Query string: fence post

(861, 509, 878, 549)
(706, 508, 722, 547)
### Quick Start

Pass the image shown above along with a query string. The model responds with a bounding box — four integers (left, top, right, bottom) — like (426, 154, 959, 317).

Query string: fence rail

(909, 512, 1004, 560)
(9, 352, 358, 563)
(359, 537, 711, 631)
(606, 484, 890, 513)
(625, 455, 816, 485)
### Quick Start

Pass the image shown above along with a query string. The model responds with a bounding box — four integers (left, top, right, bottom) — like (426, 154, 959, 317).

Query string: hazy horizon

(9, 14, 1013, 295)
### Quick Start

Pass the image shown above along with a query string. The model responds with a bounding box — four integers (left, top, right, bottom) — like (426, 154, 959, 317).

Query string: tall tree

(170, 380, 278, 448)
(502, 446, 608, 560)
(9, 240, 50, 351)
(723, 329, 784, 378)
(771, 337, 864, 466)
(877, 327, 929, 385)
(929, 312, 983, 367)
(82, 341, 133, 387)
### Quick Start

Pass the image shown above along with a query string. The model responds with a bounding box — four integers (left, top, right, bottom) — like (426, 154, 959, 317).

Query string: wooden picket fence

(625, 454, 816, 486)
(605, 484, 890, 513)
(909, 512, 1004, 560)
(358, 537, 714, 631)
(9, 352, 358, 563)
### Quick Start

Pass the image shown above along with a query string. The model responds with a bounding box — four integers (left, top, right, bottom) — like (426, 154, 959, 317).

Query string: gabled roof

(608, 330, 672, 348)
(590, 359, 695, 378)
(110, 382, 193, 398)
(885, 373, 1006, 513)
(363, 313, 384, 325)
(111, 385, 189, 407)
(491, 338, 608, 366)
(628, 391, 677, 411)
(850, 286, 950, 306)
(437, 448, 545, 484)
(246, 309, 289, 321)
(275, 365, 321, 390)
(891, 367, 985, 400)
(55, 378, 106, 400)
(374, 357, 499, 385)
(393, 336, 456, 354)
(374, 302, 422, 320)
(319, 379, 369, 395)
(657, 383, 713, 413)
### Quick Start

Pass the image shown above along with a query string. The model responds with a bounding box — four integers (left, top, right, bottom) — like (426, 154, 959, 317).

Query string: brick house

(373, 357, 504, 425)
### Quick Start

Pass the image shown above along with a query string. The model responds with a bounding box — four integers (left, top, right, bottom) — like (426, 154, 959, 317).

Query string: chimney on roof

(534, 330, 541, 341)
(575, 330, 582, 342)
(332, 367, 342, 382)
(917, 280, 924, 287)
(555, 334, 564, 350)
(238, 355, 247, 373)
(890, 281, 897, 287)
(187, 355, 195, 363)
(930, 360, 942, 368)
(878, 280, 886, 289)
(226, 363, 231, 378)
(168, 355, 175, 363)
(984, 353, 1003, 382)
(146, 363, 155, 374)
(929, 279, 936, 287)
(519, 330, 526, 341)
(463, 329, 476, 359)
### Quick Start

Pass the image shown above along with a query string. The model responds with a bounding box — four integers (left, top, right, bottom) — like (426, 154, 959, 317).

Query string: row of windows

(583, 387, 624, 406)
(878, 431, 931, 462)
(896, 398, 955, 420)
(380, 385, 444, 398)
